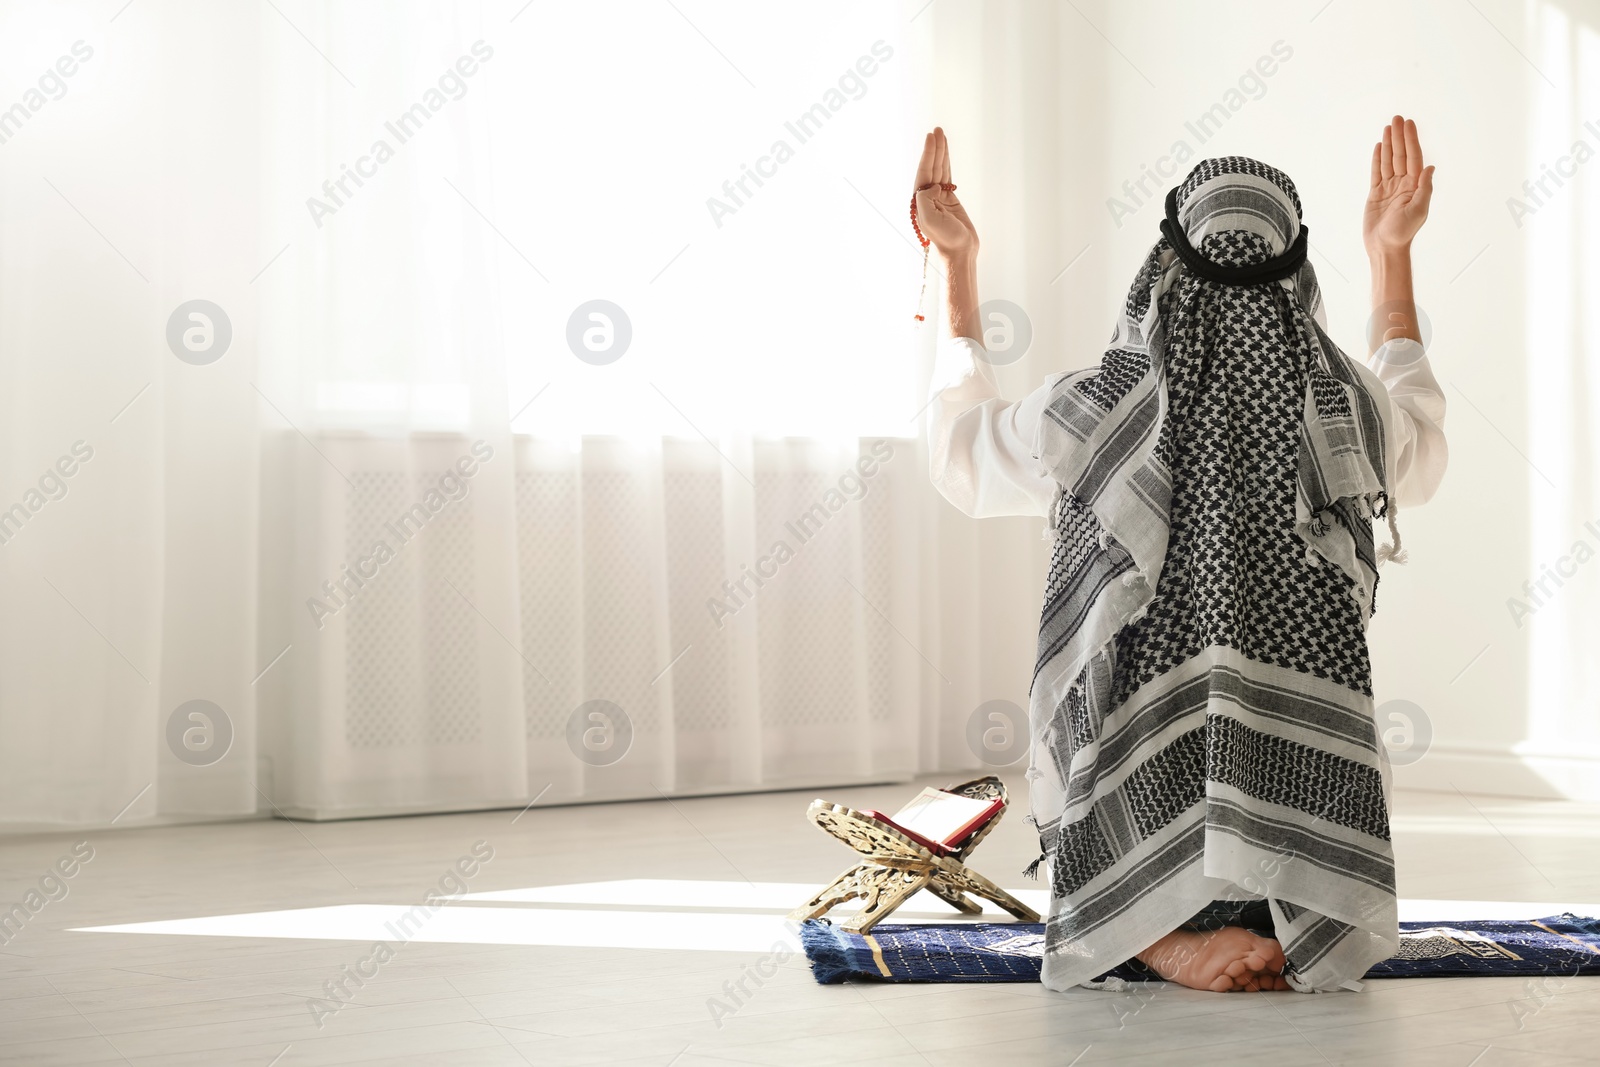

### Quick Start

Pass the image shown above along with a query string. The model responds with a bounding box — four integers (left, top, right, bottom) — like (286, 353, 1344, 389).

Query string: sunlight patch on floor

(70, 879, 1599, 951)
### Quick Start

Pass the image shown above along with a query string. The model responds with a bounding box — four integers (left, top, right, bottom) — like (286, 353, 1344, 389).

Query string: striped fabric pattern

(1027, 158, 1401, 993)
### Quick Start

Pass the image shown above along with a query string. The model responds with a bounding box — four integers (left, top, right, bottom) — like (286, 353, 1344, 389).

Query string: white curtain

(0, 0, 1061, 829)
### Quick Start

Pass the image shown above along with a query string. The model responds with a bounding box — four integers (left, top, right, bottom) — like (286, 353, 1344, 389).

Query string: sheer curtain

(1, 0, 1068, 829)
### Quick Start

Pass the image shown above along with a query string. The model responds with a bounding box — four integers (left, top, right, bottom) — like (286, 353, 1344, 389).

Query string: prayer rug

(799, 915, 1600, 986)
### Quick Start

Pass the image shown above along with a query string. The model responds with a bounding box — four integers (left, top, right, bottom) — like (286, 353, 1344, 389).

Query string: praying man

(918, 118, 1446, 992)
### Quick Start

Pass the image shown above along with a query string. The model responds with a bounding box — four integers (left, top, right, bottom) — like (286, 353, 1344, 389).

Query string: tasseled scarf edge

(1308, 492, 1410, 568)
(1374, 492, 1409, 566)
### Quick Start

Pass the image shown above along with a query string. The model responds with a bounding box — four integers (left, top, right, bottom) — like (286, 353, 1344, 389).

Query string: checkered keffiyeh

(1027, 158, 1401, 993)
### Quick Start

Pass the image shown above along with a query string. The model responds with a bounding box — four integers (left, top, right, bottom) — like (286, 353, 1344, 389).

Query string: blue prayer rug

(800, 915, 1600, 985)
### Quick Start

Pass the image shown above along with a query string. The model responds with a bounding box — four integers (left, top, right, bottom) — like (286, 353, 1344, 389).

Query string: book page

(891, 788, 996, 846)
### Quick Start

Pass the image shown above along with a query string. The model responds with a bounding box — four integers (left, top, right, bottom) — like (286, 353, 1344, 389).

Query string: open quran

(859, 786, 1005, 857)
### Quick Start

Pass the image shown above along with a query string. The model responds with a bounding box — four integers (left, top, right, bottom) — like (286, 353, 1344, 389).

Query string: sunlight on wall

(1519, 1, 1600, 787)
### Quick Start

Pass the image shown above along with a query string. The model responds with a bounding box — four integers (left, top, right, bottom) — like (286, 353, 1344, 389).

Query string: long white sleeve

(927, 334, 1447, 520)
(1360, 338, 1448, 509)
(925, 336, 1060, 518)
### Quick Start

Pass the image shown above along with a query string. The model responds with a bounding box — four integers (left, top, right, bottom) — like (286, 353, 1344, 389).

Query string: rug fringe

(798, 920, 853, 985)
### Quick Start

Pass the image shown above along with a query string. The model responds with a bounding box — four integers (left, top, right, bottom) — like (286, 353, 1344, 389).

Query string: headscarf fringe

(1377, 504, 1408, 565)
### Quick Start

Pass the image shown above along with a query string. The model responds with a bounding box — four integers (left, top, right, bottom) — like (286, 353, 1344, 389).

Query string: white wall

(920, 0, 1599, 799)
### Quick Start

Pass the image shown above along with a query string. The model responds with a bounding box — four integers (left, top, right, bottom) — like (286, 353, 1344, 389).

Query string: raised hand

(1363, 115, 1435, 257)
(913, 127, 978, 261)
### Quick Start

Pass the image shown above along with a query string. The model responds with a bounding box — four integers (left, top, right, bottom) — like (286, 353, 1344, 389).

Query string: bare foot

(1135, 926, 1292, 992)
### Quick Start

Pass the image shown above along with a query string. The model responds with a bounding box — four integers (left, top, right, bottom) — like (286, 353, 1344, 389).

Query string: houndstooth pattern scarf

(1026, 158, 1403, 993)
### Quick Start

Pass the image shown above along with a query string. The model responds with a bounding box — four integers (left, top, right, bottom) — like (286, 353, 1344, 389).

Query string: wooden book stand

(788, 775, 1042, 934)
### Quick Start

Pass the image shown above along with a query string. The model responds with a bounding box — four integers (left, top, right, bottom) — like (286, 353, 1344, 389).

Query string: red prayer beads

(911, 181, 956, 322)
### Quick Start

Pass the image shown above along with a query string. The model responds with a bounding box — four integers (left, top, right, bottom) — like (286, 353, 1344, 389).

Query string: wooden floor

(2, 775, 1598, 1065)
